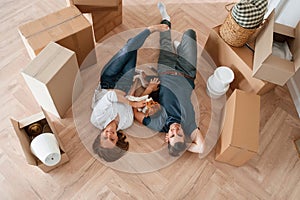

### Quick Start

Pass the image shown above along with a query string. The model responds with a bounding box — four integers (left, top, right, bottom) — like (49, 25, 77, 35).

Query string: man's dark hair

(93, 131, 129, 162)
(168, 141, 187, 157)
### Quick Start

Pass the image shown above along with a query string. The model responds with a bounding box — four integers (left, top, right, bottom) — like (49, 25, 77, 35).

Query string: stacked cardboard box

(67, 0, 119, 13)
(10, 110, 69, 172)
(90, 0, 122, 42)
(66, 0, 122, 42)
(253, 11, 300, 86)
(18, 6, 96, 68)
(21, 42, 83, 119)
(215, 89, 260, 166)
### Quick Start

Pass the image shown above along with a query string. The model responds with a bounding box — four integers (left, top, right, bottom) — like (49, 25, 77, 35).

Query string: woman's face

(166, 123, 185, 146)
(100, 121, 118, 148)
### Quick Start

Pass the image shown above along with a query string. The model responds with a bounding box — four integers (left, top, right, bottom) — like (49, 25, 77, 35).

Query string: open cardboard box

(66, 0, 119, 13)
(215, 89, 260, 166)
(203, 26, 275, 95)
(253, 11, 300, 86)
(18, 5, 96, 68)
(10, 109, 69, 173)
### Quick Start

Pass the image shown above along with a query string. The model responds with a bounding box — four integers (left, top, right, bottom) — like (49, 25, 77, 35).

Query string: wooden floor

(1, 0, 300, 199)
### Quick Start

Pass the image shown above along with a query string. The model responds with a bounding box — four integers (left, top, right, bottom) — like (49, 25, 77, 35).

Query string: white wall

(276, 0, 300, 28)
(266, 0, 300, 28)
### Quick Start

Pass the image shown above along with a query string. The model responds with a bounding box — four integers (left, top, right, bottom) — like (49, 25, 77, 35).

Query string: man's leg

(157, 2, 170, 22)
(176, 29, 197, 79)
(157, 3, 176, 72)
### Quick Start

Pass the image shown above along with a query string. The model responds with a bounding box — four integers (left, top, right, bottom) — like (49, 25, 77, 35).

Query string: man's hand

(146, 103, 161, 117)
(188, 128, 205, 153)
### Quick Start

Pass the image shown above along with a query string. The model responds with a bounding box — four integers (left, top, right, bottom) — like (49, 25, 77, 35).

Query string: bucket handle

(225, 2, 235, 12)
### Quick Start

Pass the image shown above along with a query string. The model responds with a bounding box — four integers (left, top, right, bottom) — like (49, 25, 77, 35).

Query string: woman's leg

(113, 50, 138, 93)
(100, 29, 151, 92)
(175, 29, 197, 79)
(101, 29, 151, 78)
(101, 50, 137, 93)
(100, 51, 134, 91)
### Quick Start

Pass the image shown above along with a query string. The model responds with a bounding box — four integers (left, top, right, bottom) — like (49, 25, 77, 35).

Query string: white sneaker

(173, 40, 180, 53)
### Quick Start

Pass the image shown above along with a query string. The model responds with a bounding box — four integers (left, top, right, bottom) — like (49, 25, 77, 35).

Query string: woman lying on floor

(90, 24, 169, 162)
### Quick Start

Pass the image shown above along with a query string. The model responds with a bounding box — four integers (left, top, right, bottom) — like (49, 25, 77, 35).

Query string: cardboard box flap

(292, 21, 300, 72)
(254, 11, 275, 73)
(274, 20, 300, 72)
(42, 108, 66, 152)
(232, 90, 260, 152)
(274, 23, 295, 38)
(18, 6, 81, 38)
(18, 112, 45, 129)
(10, 118, 37, 166)
(22, 42, 75, 84)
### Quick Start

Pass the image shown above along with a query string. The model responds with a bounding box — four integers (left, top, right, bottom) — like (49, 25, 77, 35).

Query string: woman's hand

(114, 89, 126, 97)
(114, 89, 146, 108)
(129, 100, 146, 108)
(148, 24, 169, 33)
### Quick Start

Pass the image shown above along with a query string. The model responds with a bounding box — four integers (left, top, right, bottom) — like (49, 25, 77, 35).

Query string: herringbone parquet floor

(1, 0, 300, 199)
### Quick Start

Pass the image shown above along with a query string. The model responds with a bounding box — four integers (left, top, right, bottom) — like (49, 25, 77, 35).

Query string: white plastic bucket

(215, 66, 234, 84)
(207, 78, 227, 99)
(30, 133, 61, 166)
(206, 66, 234, 99)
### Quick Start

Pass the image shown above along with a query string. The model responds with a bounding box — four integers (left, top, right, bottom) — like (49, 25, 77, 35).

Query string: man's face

(166, 123, 185, 146)
(100, 122, 118, 149)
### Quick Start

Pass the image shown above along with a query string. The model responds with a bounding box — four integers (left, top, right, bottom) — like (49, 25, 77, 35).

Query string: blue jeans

(100, 29, 151, 94)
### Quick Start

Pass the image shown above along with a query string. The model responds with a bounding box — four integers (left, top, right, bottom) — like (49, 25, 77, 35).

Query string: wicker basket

(220, 12, 256, 47)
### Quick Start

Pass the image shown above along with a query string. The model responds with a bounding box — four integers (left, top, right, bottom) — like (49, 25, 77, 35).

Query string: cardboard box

(18, 6, 96, 68)
(66, 0, 119, 13)
(253, 11, 300, 86)
(203, 26, 275, 95)
(91, 0, 122, 42)
(21, 42, 83, 118)
(10, 110, 69, 173)
(215, 89, 260, 166)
